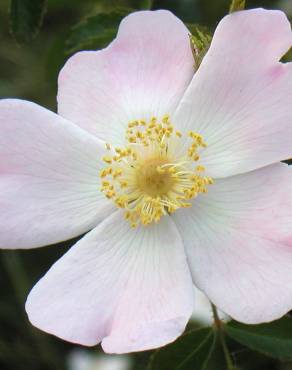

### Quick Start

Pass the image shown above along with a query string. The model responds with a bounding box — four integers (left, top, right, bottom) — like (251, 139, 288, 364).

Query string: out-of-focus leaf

(139, 0, 152, 9)
(148, 327, 226, 370)
(186, 23, 212, 70)
(229, 0, 245, 13)
(225, 317, 292, 360)
(66, 8, 133, 54)
(10, 0, 47, 43)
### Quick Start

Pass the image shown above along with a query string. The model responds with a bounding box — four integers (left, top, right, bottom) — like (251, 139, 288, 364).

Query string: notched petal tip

(23, 214, 194, 353)
(217, 8, 292, 61)
(57, 8, 194, 145)
(101, 315, 189, 354)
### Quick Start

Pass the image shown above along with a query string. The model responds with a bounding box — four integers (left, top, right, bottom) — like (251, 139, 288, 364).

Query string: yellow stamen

(102, 156, 112, 164)
(99, 115, 213, 226)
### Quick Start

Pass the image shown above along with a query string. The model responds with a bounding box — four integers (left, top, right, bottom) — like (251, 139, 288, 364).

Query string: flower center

(136, 157, 174, 197)
(100, 115, 213, 227)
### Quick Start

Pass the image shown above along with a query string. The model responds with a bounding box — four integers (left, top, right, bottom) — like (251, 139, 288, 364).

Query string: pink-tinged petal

(57, 10, 194, 146)
(0, 99, 114, 249)
(173, 163, 292, 323)
(25, 212, 194, 353)
(174, 9, 292, 178)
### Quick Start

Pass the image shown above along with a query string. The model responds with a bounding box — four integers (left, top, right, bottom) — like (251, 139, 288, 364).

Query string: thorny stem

(211, 303, 236, 370)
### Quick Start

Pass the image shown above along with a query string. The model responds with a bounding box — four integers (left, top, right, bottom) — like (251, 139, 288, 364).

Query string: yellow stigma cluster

(100, 115, 213, 227)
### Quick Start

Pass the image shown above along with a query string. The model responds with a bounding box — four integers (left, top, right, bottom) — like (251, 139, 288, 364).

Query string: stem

(229, 0, 245, 13)
(211, 303, 235, 370)
(2, 251, 62, 369)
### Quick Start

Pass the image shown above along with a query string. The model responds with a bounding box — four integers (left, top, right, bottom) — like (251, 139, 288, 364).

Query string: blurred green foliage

(66, 7, 134, 53)
(149, 327, 226, 370)
(1, 0, 292, 369)
(10, 0, 47, 43)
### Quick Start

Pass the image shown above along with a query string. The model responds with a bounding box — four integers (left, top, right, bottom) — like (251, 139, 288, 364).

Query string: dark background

(0, 0, 292, 369)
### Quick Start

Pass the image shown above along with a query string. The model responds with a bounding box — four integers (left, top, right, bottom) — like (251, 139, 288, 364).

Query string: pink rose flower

(1, 8, 292, 354)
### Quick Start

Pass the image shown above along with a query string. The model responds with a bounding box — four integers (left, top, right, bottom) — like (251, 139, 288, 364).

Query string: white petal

(0, 99, 114, 249)
(173, 163, 292, 323)
(57, 10, 194, 145)
(174, 9, 292, 177)
(26, 212, 194, 353)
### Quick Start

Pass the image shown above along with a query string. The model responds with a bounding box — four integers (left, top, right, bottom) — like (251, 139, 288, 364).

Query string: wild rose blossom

(1, 8, 292, 354)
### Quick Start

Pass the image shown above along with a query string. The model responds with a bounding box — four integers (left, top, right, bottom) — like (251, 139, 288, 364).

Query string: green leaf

(229, 0, 245, 13)
(186, 24, 212, 70)
(201, 331, 228, 370)
(66, 8, 133, 54)
(232, 348, 278, 370)
(10, 0, 47, 43)
(148, 327, 228, 370)
(225, 317, 292, 360)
